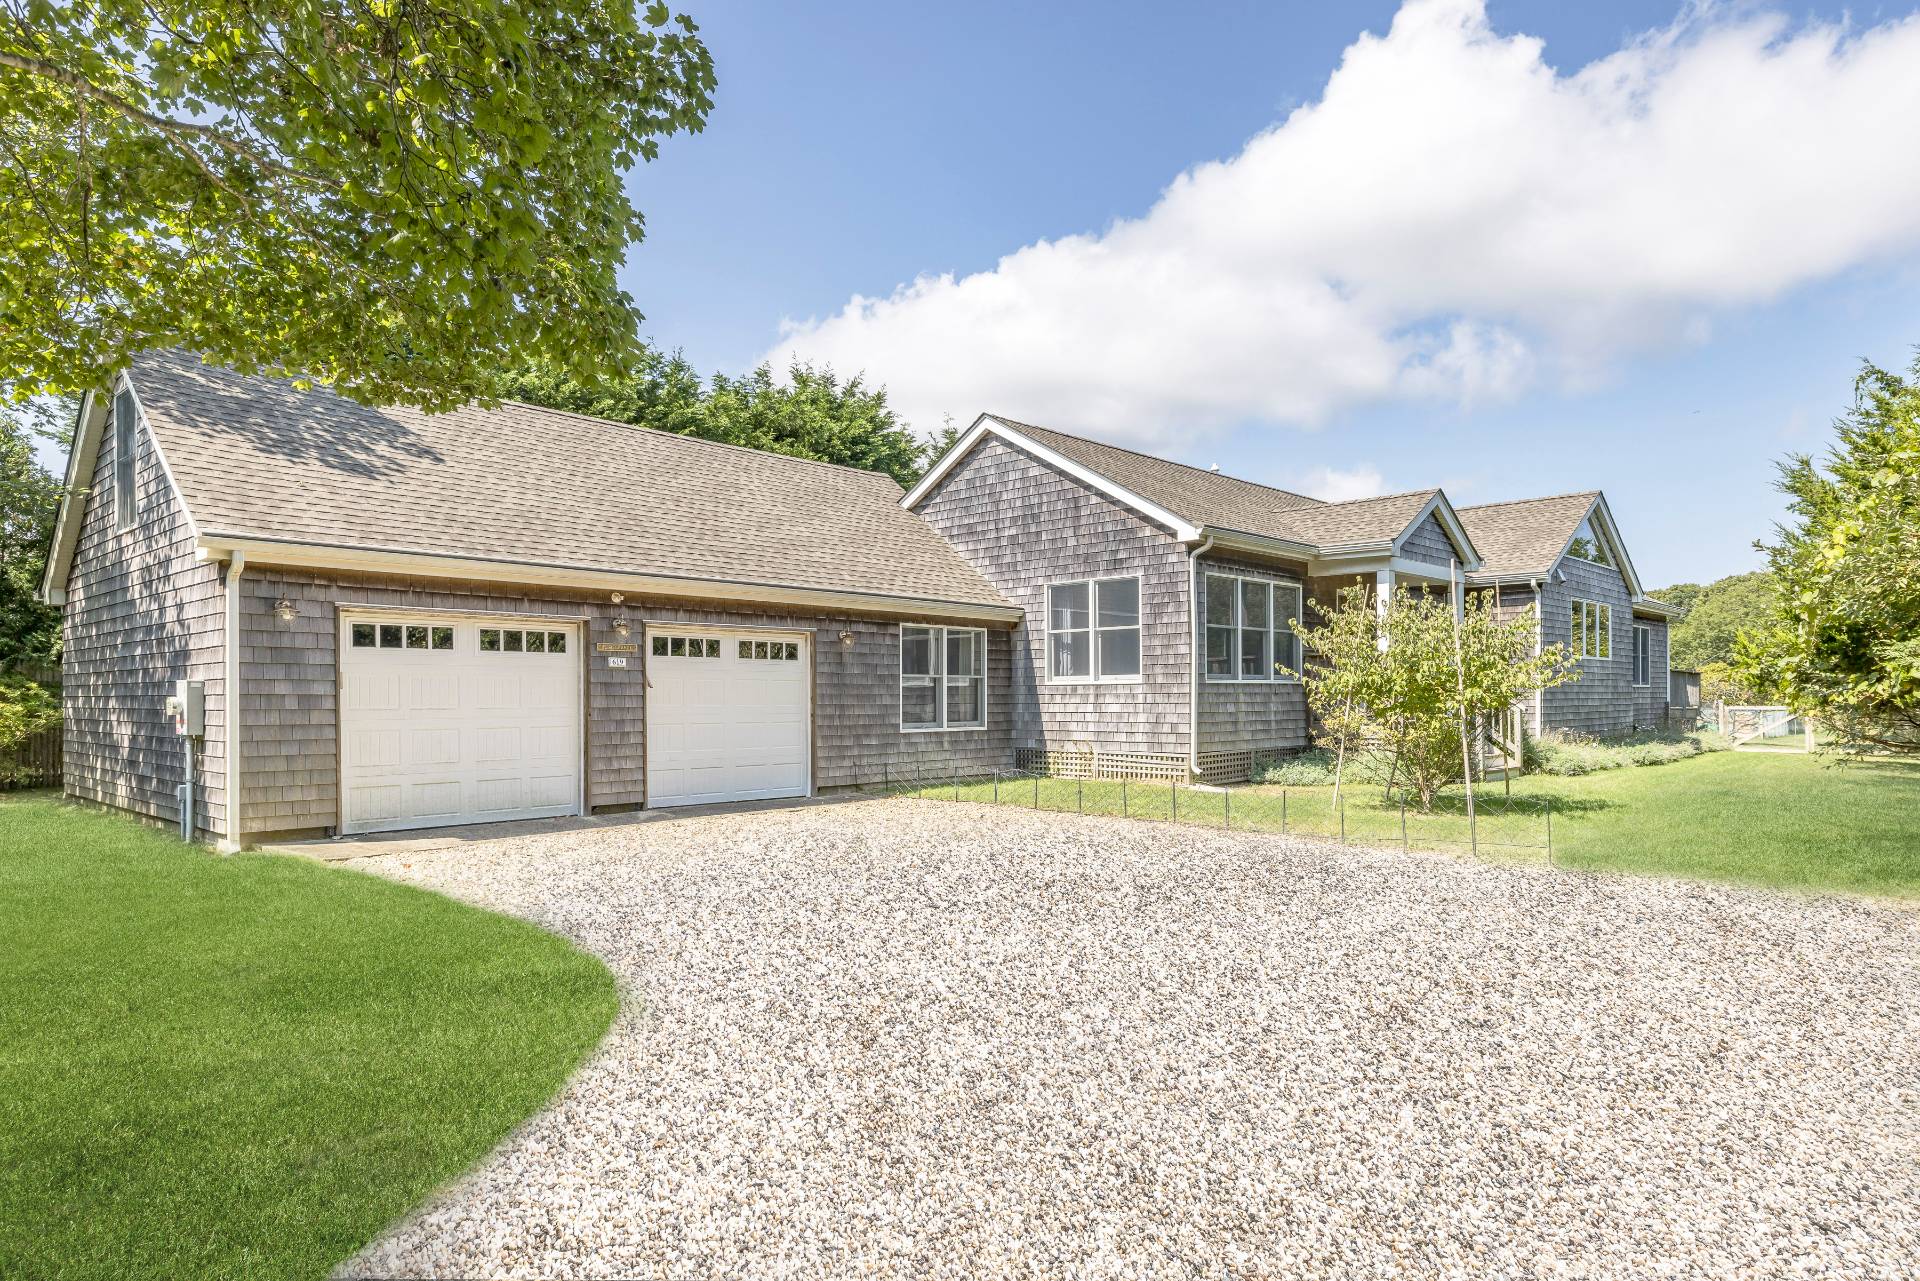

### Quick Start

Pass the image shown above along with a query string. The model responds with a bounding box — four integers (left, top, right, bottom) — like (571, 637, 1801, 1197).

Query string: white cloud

(1296, 464, 1388, 503)
(768, 0, 1920, 447)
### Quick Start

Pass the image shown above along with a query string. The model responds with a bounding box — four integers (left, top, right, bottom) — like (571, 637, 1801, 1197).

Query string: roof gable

(56, 351, 1013, 615)
(907, 415, 1479, 567)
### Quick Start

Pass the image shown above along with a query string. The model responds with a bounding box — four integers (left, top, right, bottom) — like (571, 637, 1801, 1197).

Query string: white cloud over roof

(768, 0, 1920, 447)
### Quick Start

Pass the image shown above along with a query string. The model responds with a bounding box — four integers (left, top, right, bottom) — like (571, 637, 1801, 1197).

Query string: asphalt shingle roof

(991, 417, 1441, 549)
(1455, 492, 1599, 578)
(131, 351, 1011, 610)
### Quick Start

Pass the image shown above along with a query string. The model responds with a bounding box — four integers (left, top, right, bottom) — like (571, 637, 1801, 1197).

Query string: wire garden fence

(861, 764, 1554, 861)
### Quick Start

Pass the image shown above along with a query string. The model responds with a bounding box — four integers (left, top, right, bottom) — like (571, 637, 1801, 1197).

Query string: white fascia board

(37, 389, 106, 604)
(1392, 490, 1483, 571)
(1196, 526, 1319, 562)
(1630, 596, 1683, 620)
(902, 415, 1204, 542)
(193, 533, 1026, 624)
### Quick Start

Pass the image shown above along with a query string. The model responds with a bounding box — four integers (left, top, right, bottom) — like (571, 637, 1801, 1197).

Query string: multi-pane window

(1571, 600, 1612, 659)
(1567, 516, 1615, 567)
(734, 639, 799, 660)
(350, 621, 455, 650)
(1047, 577, 1140, 681)
(650, 635, 721, 657)
(902, 625, 986, 730)
(112, 388, 139, 532)
(1204, 573, 1303, 680)
(1631, 624, 1651, 686)
(481, 627, 571, 654)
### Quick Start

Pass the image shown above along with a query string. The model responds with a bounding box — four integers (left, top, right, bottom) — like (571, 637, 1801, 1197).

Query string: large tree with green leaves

(1, 0, 715, 408)
(1, 400, 62, 669)
(499, 351, 939, 488)
(1654, 571, 1776, 670)
(1737, 354, 1920, 753)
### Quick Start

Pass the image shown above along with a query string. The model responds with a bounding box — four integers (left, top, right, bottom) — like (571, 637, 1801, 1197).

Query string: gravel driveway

(339, 799, 1919, 1280)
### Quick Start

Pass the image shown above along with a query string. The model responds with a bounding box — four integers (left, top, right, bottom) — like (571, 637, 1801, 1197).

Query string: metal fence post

(1122, 778, 1129, 817)
(1339, 792, 1346, 844)
(1470, 804, 1478, 858)
(1401, 799, 1407, 852)
(916, 760, 922, 795)
(1545, 797, 1553, 864)
(1281, 789, 1288, 834)
(1034, 773, 1040, 810)
(953, 764, 960, 803)
(1078, 776, 1084, 814)
(1224, 788, 1231, 831)
(992, 771, 999, 804)
(1172, 780, 1179, 823)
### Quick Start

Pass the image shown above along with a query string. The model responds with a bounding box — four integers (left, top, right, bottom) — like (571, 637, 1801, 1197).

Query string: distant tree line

(497, 347, 957, 490)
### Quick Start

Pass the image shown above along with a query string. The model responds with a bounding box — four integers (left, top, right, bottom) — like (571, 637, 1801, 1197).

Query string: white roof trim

(193, 533, 1026, 624)
(1550, 493, 1644, 599)
(903, 414, 1204, 542)
(1392, 490, 1482, 572)
(37, 388, 106, 605)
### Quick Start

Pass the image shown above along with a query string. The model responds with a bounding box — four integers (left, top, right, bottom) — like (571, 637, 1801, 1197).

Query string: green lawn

(0, 792, 617, 1281)
(899, 750, 1920, 897)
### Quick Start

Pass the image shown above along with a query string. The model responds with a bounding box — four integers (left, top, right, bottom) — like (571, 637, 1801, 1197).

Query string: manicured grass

(899, 750, 1920, 896)
(0, 792, 617, 1281)
(1500, 750, 1920, 896)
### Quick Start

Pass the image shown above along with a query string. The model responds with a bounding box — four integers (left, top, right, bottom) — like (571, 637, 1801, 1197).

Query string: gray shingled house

(39, 354, 1676, 846)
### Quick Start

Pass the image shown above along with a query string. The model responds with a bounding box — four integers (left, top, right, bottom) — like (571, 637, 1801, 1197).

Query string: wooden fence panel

(1, 724, 62, 790)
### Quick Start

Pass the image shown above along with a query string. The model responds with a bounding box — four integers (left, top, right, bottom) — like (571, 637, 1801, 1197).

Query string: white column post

(1374, 568, 1394, 650)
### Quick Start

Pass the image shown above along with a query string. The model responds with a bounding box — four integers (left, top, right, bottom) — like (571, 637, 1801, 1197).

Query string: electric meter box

(166, 680, 205, 738)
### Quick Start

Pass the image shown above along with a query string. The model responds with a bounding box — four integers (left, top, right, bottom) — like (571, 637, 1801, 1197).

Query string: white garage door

(339, 616, 582, 834)
(645, 628, 811, 807)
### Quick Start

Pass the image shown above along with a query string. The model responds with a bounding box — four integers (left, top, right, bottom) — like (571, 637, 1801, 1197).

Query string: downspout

(1186, 534, 1215, 779)
(1530, 576, 1544, 738)
(220, 550, 246, 853)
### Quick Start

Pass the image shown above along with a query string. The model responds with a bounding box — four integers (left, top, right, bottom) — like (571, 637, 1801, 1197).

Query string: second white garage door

(645, 628, 811, 807)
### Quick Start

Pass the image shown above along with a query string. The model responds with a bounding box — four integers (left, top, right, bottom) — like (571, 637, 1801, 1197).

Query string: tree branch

(0, 50, 340, 192)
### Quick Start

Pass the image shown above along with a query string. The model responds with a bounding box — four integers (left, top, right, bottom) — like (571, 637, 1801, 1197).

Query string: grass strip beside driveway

(0, 792, 616, 1281)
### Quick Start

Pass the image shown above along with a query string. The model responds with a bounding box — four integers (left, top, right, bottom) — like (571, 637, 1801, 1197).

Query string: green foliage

(499, 351, 938, 487)
(1737, 353, 1920, 753)
(1251, 747, 1393, 787)
(1290, 587, 1580, 810)
(1697, 659, 1759, 707)
(1652, 571, 1775, 670)
(1, 1, 715, 409)
(0, 674, 58, 774)
(1524, 728, 1728, 777)
(0, 401, 64, 670)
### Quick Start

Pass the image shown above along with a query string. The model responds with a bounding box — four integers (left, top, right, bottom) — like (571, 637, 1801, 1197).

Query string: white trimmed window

(1631, 624, 1651, 686)
(1567, 515, 1615, 567)
(1571, 599, 1612, 659)
(902, 625, 986, 730)
(1046, 577, 1140, 681)
(1204, 573, 1303, 681)
(112, 387, 139, 532)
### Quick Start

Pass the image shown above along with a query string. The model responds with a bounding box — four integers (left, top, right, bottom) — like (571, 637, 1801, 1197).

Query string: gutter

(1186, 534, 1216, 778)
(219, 551, 246, 853)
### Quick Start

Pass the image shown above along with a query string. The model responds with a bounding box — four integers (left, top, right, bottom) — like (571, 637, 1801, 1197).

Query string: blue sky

(618, 0, 1920, 587)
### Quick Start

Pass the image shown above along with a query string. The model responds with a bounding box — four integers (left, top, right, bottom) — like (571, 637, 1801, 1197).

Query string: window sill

(1043, 676, 1144, 687)
(1205, 676, 1302, 685)
(901, 724, 987, 734)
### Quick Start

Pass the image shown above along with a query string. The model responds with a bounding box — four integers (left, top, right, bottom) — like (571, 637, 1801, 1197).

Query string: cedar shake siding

(233, 568, 1015, 838)
(1483, 582, 1544, 730)
(61, 393, 226, 837)
(1195, 550, 1312, 757)
(1400, 512, 1459, 567)
(1539, 556, 1640, 736)
(911, 433, 1194, 757)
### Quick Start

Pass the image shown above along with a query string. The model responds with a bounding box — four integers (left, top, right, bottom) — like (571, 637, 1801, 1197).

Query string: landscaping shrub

(1252, 747, 1395, 787)
(1526, 727, 1731, 776)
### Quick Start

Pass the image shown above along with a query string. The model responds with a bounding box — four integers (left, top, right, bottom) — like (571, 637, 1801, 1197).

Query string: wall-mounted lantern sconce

(272, 598, 298, 622)
(839, 621, 856, 647)
(613, 619, 632, 639)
